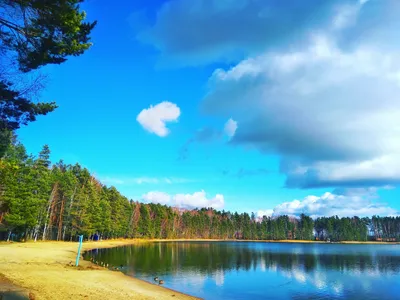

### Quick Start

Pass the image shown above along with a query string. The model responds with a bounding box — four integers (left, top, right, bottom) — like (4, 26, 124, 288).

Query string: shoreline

(1, 239, 399, 299)
(0, 239, 200, 300)
(151, 238, 400, 245)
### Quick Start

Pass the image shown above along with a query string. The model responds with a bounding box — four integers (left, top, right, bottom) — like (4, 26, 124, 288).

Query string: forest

(1, 139, 400, 242)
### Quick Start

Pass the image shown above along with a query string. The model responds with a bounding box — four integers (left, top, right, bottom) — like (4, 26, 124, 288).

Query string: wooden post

(75, 235, 83, 267)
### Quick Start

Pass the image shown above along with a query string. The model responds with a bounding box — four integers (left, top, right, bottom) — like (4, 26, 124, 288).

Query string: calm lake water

(84, 242, 400, 300)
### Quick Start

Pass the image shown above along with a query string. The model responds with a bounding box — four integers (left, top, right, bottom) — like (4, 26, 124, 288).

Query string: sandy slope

(0, 240, 199, 300)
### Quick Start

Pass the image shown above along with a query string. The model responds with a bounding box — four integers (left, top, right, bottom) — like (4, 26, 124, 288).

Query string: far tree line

(1, 140, 399, 242)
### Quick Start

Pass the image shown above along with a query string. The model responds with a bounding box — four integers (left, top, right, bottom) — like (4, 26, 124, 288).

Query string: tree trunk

(33, 212, 43, 242)
(48, 189, 59, 240)
(65, 185, 78, 241)
(7, 230, 12, 242)
(57, 196, 65, 241)
(42, 182, 58, 241)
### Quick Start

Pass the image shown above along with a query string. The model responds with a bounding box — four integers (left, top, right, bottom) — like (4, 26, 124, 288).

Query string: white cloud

(332, 0, 367, 30)
(135, 1, 400, 190)
(137, 101, 180, 137)
(260, 191, 399, 219)
(285, 156, 400, 188)
(174, 190, 225, 210)
(224, 118, 238, 138)
(143, 189, 399, 218)
(142, 190, 225, 210)
(257, 209, 274, 218)
(142, 191, 171, 205)
(202, 8, 400, 188)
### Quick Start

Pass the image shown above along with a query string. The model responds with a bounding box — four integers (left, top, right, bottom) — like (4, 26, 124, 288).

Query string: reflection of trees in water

(86, 242, 400, 277)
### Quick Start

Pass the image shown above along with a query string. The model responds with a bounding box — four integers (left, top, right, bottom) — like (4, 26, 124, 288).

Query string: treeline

(1, 140, 400, 242)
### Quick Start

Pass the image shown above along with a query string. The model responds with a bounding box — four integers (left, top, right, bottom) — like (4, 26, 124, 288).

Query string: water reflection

(85, 242, 400, 300)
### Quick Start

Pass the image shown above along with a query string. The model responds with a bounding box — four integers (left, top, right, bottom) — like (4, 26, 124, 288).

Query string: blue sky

(17, 0, 400, 217)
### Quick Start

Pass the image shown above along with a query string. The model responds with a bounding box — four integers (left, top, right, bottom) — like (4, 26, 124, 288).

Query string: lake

(84, 241, 400, 300)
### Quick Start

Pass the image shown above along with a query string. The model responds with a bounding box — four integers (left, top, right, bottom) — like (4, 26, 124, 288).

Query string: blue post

(75, 235, 83, 267)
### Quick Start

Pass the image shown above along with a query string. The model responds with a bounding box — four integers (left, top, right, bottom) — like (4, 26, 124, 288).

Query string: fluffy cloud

(137, 0, 400, 189)
(136, 0, 360, 66)
(200, 1, 400, 188)
(137, 101, 180, 137)
(256, 209, 274, 218)
(175, 191, 225, 210)
(224, 118, 238, 138)
(142, 190, 224, 210)
(142, 191, 171, 205)
(258, 190, 399, 219)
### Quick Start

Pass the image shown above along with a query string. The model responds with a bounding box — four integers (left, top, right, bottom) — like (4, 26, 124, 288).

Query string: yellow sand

(0, 240, 199, 300)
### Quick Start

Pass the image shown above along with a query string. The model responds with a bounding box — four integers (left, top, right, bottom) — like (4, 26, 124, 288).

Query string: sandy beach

(0, 240, 199, 300)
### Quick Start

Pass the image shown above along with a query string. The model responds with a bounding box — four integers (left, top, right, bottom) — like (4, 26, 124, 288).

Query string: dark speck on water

(84, 241, 400, 300)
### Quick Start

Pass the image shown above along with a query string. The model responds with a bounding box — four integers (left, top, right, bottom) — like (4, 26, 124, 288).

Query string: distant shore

(155, 238, 400, 245)
(1, 238, 399, 299)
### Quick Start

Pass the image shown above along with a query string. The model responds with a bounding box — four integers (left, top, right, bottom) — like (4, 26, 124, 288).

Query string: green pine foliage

(0, 0, 97, 73)
(0, 0, 96, 157)
(1, 140, 400, 242)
